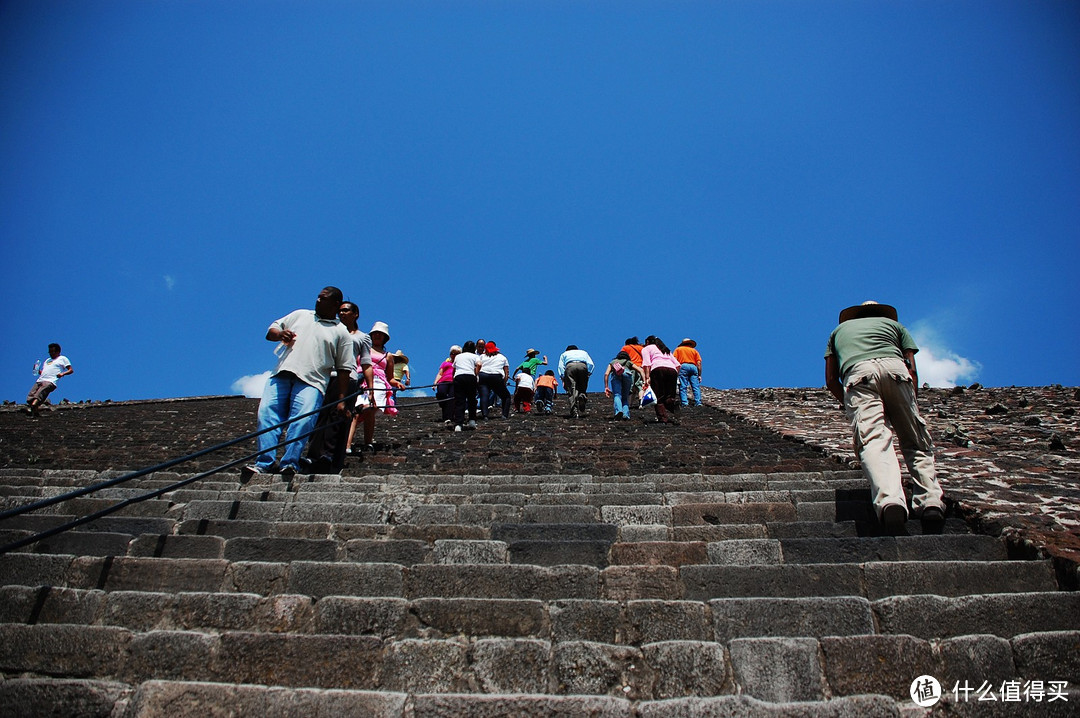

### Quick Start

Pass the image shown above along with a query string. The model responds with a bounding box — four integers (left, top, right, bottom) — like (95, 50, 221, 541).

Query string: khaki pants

(843, 357, 944, 519)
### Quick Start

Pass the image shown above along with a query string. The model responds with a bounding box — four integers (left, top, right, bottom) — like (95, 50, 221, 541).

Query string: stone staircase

(2, 461, 1078, 716)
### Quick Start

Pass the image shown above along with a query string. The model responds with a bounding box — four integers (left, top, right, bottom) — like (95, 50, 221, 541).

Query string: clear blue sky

(3, 0, 1078, 402)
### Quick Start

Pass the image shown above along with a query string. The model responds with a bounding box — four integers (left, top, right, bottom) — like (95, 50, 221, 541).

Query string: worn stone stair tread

(778, 534, 1007, 563)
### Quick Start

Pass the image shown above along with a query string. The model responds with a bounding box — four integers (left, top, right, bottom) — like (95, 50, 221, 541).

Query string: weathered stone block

(601, 506, 672, 526)
(0, 678, 129, 718)
(602, 566, 680, 601)
(102, 590, 176, 630)
(224, 537, 337, 563)
(550, 599, 623, 643)
(432, 539, 507, 564)
(411, 694, 631, 717)
(411, 598, 547, 638)
(728, 637, 825, 702)
(863, 561, 1056, 600)
(128, 534, 224, 559)
(472, 638, 552, 693)
(641, 641, 731, 698)
(820, 634, 937, 698)
(681, 565, 863, 599)
(874, 592, 1080, 639)
(103, 557, 228, 593)
(380, 638, 471, 692)
(625, 600, 711, 643)
(406, 564, 598, 600)
(706, 539, 781, 565)
(225, 560, 289, 595)
(287, 561, 403, 598)
(1012, 631, 1080, 682)
(121, 630, 219, 682)
(610, 541, 707, 567)
(345, 539, 430, 565)
(619, 525, 671, 542)
(935, 634, 1016, 687)
(0, 624, 131, 678)
(711, 597, 874, 640)
(314, 596, 409, 637)
(553, 641, 654, 699)
(215, 632, 382, 688)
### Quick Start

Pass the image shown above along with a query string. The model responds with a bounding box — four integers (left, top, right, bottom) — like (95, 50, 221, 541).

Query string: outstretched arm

(825, 356, 844, 405)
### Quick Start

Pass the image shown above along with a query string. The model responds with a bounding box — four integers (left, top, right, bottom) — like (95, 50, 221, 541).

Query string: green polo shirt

(825, 317, 918, 378)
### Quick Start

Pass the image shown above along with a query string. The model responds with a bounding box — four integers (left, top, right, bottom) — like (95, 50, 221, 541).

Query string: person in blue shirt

(557, 345, 595, 418)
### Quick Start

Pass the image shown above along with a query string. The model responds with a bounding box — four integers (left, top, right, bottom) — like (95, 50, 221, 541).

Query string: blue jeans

(610, 371, 632, 418)
(255, 373, 324, 471)
(678, 363, 701, 405)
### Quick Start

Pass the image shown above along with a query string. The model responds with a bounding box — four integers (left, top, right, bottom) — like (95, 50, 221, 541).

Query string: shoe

(240, 465, 263, 482)
(454, 424, 463, 432)
(880, 504, 908, 535)
(279, 465, 297, 480)
(576, 395, 587, 411)
(920, 506, 946, 534)
(467, 419, 477, 430)
(363, 443, 376, 453)
(443, 419, 452, 426)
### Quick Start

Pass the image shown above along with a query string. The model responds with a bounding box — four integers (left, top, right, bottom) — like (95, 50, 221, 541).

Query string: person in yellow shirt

(673, 339, 702, 407)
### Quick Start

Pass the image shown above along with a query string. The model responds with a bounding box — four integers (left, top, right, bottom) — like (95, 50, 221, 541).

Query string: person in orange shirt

(620, 336, 645, 407)
(673, 338, 703, 407)
(534, 370, 559, 415)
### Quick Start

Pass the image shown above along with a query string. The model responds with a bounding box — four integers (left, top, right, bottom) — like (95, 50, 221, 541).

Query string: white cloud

(911, 325, 981, 388)
(231, 371, 270, 398)
(164, 275, 176, 290)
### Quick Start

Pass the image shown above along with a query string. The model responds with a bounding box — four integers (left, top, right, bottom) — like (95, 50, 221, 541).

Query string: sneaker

(576, 395, 587, 411)
(454, 424, 463, 432)
(467, 419, 477, 430)
(240, 464, 263, 482)
(880, 504, 908, 535)
(920, 506, 946, 534)
(279, 465, 297, 480)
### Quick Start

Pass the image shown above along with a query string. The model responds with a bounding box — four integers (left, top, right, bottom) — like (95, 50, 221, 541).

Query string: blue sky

(3, 0, 1078, 403)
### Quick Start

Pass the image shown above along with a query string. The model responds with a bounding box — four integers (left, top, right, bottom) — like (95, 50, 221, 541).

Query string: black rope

(0, 377, 468, 553)
(0, 412, 355, 555)
(0, 385, 371, 522)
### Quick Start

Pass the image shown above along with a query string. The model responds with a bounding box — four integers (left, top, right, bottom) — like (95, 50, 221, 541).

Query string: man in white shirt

(557, 345, 594, 418)
(478, 342, 512, 419)
(243, 287, 356, 480)
(26, 343, 73, 414)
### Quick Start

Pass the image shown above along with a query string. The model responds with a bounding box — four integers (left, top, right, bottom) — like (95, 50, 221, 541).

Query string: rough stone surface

(728, 637, 826, 702)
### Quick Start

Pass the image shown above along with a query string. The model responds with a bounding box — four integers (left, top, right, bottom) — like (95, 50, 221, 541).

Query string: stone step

(2, 623, 1075, 703)
(5, 586, 1079, 644)
(0, 551, 1059, 600)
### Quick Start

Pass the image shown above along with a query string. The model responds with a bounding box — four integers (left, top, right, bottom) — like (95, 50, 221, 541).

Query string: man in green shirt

(825, 301, 945, 534)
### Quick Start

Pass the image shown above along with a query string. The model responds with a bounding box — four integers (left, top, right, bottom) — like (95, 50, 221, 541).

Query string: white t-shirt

(515, 372, 535, 391)
(453, 352, 482, 377)
(480, 352, 509, 376)
(270, 309, 355, 392)
(350, 330, 373, 380)
(37, 355, 71, 384)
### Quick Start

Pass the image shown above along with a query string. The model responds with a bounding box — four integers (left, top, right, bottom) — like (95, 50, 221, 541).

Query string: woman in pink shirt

(434, 345, 460, 424)
(642, 336, 681, 425)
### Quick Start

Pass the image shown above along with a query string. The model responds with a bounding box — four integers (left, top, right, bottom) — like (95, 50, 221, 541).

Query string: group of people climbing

(433, 336, 705, 429)
(241, 287, 709, 477)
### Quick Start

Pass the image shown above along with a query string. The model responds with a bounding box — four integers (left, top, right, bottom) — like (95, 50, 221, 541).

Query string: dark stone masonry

(0, 386, 1077, 715)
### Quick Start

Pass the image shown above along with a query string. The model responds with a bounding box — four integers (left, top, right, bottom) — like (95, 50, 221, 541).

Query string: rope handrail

(0, 374, 511, 553)
(0, 412, 353, 555)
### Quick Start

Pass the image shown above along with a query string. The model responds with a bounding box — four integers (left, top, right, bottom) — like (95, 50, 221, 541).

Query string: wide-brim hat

(369, 321, 390, 339)
(525, 348, 540, 357)
(839, 301, 898, 324)
(679, 338, 696, 348)
(392, 350, 409, 364)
